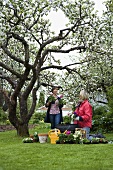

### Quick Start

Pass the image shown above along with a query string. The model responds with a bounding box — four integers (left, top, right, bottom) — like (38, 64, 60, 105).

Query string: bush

(32, 112, 46, 124)
(92, 105, 113, 133)
(0, 107, 8, 124)
(93, 105, 108, 116)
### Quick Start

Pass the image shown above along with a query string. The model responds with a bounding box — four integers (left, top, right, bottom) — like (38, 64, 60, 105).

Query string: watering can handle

(48, 129, 60, 135)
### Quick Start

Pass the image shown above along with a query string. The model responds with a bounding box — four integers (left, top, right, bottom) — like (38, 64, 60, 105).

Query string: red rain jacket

(74, 100, 92, 128)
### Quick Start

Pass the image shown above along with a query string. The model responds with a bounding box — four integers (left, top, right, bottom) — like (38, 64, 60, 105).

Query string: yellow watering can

(48, 128, 61, 144)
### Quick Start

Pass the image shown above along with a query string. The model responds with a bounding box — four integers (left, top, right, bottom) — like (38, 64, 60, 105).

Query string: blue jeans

(49, 113, 61, 129)
(82, 127, 90, 139)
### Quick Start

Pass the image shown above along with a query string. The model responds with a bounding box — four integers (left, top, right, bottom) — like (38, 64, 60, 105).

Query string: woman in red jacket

(74, 89, 93, 139)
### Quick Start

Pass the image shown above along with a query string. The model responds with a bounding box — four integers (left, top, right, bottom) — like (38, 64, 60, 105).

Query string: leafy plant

(106, 85, 113, 111)
(37, 92, 45, 108)
(0, 107, 8, 124)
(63, 112, 75, 124)
(33, 132, 39, 142)
(48, 95, 66, 105)
(92, 105, 113, 133)
(48, 95, 56, 102)
(99, 138, 108, 144)
(83, 138, 91, 144)
(91, 138, 100, 144)
(32, 112, 46, 124)
(63, 115, 70, 124)
(22, 137, 33, 143)
(57, 131, 82, 144)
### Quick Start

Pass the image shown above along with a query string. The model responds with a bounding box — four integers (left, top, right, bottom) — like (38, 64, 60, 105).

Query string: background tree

(58, 0, 113, 105)
(0, 0, 105, 136)
(37, 92, 45, 108)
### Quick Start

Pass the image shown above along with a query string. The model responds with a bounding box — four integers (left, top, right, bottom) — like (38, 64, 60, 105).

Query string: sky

(48, 0, 106, 32)
(47, 0, 106, 66)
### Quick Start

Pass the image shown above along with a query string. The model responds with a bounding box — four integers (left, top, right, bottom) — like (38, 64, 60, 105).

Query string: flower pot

(38, 133, 48, 143)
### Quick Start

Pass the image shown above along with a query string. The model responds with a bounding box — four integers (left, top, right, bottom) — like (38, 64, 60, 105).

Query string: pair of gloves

(73, 112, 83, 121)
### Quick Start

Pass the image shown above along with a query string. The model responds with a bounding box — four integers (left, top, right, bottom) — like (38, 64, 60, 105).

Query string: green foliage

(93, 105, 108, 116)
(106, 0, 113, 12)
(48, 95, 56, 102)
(92, 105, 113, 133)
(32, 112, 46, 124)
(82, 138, 91, 144)
(91, 86, 113, 133)
(106, 85, 113, 111)
(0, 90, 4, 106)
(33, 131, 39, 142)
(63, 115, 71, 124)
(72, 102, 76, 111)
(22, 137, 33, 143)
(0, 107, 8, 124)
(91, 138, 100, 144)
(33, 122, 51, 131)
(37, 92, 45, 108)
(59, 98, 66, 105)
(47, 95, 66, 105)
(57, 133, 75, 144)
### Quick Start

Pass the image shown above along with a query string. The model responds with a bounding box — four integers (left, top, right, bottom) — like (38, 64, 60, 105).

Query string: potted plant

(66, 134, 75, 144)
(83, 138, 91, 144)
(91, 138, 99, 144)
(56, 133, 75, 144)
(56, 133, 67, 144)
(33, 132, 39, 142)
(30, 131, 39, 142)
(99, 138, 108, 144)
(38, 133, 48, 143)
(22, 137, 33, 143)
(73, 130, 83, 144)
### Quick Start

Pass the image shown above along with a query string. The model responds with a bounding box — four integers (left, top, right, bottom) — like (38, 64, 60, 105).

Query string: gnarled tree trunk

(17, 123, 29, 137)
(8, 86, 37, 137)
(8, 96, 30, 137)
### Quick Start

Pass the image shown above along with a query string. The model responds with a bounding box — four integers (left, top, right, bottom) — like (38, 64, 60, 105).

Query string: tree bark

(16, 123, 29, 137)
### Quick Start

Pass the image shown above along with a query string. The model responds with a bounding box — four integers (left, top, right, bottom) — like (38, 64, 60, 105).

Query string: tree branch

(0, 75, 17, 89)
(1, 45, 24, 64)
(46, 46, 86, 53)
(0, 62, 22, 78)
(8, 32, 29, 63)
(40, 65, 85, 80)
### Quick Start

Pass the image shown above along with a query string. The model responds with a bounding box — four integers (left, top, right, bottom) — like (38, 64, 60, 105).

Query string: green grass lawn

(0, 127, 113, 170)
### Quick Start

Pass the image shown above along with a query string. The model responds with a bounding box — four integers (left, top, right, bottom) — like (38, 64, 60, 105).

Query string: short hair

(80, 89, 89, 100)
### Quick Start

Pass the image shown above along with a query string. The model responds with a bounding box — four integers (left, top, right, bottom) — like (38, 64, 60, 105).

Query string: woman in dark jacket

(45, 86, 63, 129)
